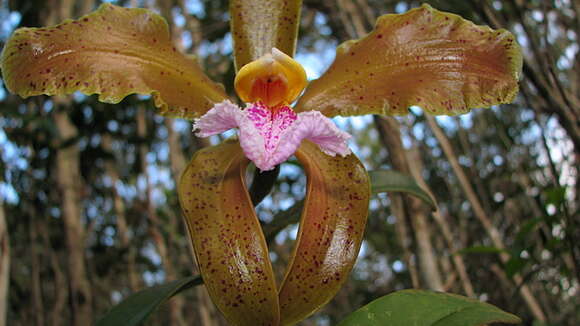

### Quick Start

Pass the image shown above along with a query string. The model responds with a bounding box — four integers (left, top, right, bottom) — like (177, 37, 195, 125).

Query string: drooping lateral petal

(178, 140, 279, 325)
(230, 0, 302, 70)
(278, 141, 370, 325)
(0, 3, 227, 119)
(294, 4, 522, 117)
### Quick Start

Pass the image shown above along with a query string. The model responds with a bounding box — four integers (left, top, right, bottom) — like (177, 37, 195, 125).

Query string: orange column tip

(234, 48, 307, 107)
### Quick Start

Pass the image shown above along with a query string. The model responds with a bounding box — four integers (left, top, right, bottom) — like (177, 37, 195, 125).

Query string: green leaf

(455, 246, 507, 255)
(505, 256, 528, 278)
(369, 170, 437, 210)
(544, 186, 566, 207)
(95, 276, 201, 326)
(515, 217, 541, 243)
(338, 290, 521, 326)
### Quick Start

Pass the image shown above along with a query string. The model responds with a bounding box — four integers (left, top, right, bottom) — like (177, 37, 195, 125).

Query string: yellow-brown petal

(294, 4, 522, 117)
(179, 140, 279, 325)
(278, 141, 370, 325)
(0, 3, 227, 119)
(230, 0, 302, 71)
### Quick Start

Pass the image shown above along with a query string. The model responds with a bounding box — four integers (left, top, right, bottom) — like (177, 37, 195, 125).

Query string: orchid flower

(0, 1, 521, 325)
(193, 48, 351, 171)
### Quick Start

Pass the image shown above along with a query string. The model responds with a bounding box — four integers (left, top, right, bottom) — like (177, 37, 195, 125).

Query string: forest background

(0, 0, 578, 325)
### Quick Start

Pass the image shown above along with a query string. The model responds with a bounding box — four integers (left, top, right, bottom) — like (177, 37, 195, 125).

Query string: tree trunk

(77, 0, 94, 16)
(28, 216, 45, 326)
(41, 220, 68, 326)
(137, 108, 187, 326)
(389, 195, 420, 288)
(102, 134, 140, 292)
(406, 147, 476, 297)
(44, 2, 94, 323)
(54, 108, 93, 325)
(375, 116, 444, 291)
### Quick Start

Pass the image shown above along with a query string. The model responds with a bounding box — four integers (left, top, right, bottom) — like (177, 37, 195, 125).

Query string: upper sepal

(295, 4, 522, 117)
(230, 0, 303, 70)
(0, 3, 228, 119)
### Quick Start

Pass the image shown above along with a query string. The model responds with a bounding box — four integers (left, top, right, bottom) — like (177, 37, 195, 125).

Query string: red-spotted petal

(0, 3, 228, 119)
(178, 140, 279, 325)
(294, 4, 522, 117)
(278, 141, 370, 325)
